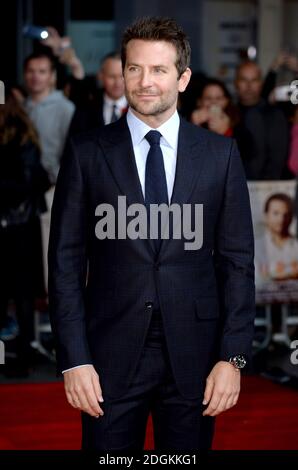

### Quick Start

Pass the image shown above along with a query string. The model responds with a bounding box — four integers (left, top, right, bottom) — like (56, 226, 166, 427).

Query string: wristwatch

(228, 354, 247, 370)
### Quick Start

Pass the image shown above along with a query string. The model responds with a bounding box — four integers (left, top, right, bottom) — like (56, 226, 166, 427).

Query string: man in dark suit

(68, 51, 128, 137)
(234, 60, 289, 180)
(48, 17, 255, 451)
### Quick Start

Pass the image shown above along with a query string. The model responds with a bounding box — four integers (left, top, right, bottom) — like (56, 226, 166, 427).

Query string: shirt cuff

(62, 364, 93, 374)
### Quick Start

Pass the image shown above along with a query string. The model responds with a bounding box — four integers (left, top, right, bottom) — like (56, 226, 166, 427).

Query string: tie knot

(145, 130, 161, 146)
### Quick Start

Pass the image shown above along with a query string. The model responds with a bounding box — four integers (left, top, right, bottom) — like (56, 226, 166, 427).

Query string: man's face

(98, 58, 124, 100)
(123, 39, 190, 119)
(24, 58, 54, 95)
(265, 200, 291, 236)
(235, 63, 263, 106)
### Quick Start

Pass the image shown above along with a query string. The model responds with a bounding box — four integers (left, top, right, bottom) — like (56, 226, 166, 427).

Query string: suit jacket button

(145, 302, 153, 309)
(155, 262, 160, 271)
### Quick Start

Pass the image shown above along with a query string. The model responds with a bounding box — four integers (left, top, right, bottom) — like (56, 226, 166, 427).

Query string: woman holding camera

(190, 78, 238, 136)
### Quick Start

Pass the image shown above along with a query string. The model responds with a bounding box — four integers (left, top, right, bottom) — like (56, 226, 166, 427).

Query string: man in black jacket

(68, 52, 127, 136)
(234, 60, 289, 180)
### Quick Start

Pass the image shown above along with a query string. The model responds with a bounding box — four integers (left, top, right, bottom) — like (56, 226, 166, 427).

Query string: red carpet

(0, 376, 297, 450)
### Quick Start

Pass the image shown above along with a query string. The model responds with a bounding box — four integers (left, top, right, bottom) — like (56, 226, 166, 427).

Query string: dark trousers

(81, 310, 215, 451)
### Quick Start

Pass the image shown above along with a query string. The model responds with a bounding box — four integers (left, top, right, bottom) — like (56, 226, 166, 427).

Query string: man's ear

(178, 67, 192, 93)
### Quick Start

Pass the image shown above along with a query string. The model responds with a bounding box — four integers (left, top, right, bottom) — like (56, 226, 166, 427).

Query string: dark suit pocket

(195, 297, 220, 320)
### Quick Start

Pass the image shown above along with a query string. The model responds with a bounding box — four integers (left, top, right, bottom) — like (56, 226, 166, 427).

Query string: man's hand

(190, 108, 209, 126)
(208, 111, 231, 135)
(63, 365, 104, 418)
(202, 361, 241, 417)
(42, 26, 72, 58)
(270, 50, 288, 71)
(41, 27, 65, 56)
(59, 47, 85, 79)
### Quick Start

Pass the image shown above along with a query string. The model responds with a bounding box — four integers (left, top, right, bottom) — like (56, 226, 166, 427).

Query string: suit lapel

(98, 116, 156, 256)
(170, 117, 207, 205)
(159, 118, 208, 257)
(99, 116, 145, 207)
(98, 115, 209, 258)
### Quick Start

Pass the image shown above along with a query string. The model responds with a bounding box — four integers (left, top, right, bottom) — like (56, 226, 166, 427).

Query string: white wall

(201, 0, 256, 85)
(284, 0, 298, 53)
(258, 0, 283, 74)
(201, 0, 297, 82)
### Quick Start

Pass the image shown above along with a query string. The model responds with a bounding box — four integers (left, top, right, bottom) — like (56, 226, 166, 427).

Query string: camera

(23, 25, 49, 40)
(209, 104, 221, 116)
(273, 85, 292, 102)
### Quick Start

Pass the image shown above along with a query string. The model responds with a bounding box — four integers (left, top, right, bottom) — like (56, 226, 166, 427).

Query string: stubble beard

(126, 91, 176, 117)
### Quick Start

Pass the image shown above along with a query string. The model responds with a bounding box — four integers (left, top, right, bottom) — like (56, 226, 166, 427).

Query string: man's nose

(139, 71, 152, 88)
(116, 76, 124, 85)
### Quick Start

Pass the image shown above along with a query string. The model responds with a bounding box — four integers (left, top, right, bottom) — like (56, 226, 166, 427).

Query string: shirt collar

(104, 94, 127, 109)
(126, 107, 180, 150)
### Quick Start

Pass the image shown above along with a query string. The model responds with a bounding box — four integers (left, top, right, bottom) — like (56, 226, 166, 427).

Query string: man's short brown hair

(23, 52, 56, 72)
(121, 16, 191, 78)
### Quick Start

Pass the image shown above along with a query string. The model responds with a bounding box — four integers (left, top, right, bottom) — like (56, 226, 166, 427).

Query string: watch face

(230, 355, 247, 369)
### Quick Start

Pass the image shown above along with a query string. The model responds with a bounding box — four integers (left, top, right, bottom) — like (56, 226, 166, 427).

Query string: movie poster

(248, 180, 298, 304)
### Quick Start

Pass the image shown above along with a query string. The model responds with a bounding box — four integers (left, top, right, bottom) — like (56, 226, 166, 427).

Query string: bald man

(68, 52, 127, 137)
(234, 61, 288, 180)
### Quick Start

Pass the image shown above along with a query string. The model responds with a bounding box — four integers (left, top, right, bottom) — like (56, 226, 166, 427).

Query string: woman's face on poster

(265, 199, 292, 236)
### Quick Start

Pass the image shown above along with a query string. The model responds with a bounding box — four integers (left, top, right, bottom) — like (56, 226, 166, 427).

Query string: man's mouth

(136, 93, 158, 98)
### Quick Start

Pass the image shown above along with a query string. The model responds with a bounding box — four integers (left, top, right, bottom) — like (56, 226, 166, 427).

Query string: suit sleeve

(214, 139, 256, 366)
(48, 138, 92, 373)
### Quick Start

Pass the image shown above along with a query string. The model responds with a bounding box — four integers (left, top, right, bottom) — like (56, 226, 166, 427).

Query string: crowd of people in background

(1, 26, 298, 376)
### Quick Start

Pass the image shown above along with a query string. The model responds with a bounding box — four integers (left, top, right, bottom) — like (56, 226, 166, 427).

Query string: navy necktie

(145, 130, 168, 253)
(110, 104, 118, 123)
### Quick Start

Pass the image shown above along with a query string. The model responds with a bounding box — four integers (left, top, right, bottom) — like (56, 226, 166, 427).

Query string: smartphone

(23, 25, 49, 40)
(209, 104, 221, 116)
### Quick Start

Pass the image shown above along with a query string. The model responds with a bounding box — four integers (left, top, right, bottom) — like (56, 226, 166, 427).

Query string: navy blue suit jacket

(48, 115, 255, 400)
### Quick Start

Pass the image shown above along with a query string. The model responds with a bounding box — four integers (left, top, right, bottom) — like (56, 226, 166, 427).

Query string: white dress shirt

(62, 107, 180, 373)
(126, 107, 179, 202)
(103, 94, 128, 125)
